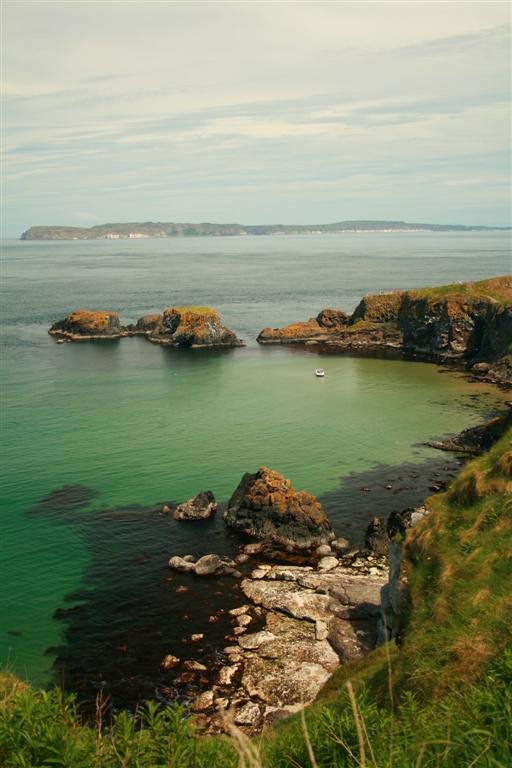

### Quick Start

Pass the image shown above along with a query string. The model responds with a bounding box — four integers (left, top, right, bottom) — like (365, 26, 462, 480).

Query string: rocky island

(49, 306, 244, 348)
(21, 219, 509, 240)
(258, 276, 512, 386)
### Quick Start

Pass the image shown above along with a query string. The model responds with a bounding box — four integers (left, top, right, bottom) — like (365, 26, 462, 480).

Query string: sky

(2, 0, 511, 236)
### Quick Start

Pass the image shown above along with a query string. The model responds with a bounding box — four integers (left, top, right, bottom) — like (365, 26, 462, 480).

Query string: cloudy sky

(3, 1, 511, 235)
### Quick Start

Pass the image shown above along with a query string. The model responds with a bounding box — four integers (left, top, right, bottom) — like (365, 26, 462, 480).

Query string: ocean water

(1, 232, 510, 704)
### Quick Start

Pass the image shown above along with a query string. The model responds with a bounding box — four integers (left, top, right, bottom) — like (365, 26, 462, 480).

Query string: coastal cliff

(258, 276, 512, 384)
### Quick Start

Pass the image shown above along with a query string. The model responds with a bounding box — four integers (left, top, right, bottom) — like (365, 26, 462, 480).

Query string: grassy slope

(1, 431, 511, 767)
(405, 275, 512, 305)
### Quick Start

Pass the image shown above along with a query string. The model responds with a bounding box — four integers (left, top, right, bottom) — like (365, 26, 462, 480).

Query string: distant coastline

(19, 219, 511, 240)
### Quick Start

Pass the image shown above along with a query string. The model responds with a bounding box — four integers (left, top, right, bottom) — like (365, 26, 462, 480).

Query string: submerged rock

(168, 553, 237, 577)
(173, 491, 217, 520)
(224, 467, 334, 551)
(49, 310, 127, 340)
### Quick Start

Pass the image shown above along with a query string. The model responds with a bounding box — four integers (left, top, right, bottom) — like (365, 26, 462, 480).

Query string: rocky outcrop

(49, 306, 243, 348)
(187, 550, 387, 734)
(147, 307, 244, 348)
(223, 467, 335, 551)
(426, 410, 512, 455)
(257, 276, 512, 385)
(168, 553, 239, 577)
(126, 314, 162, 335)
(172, 491, 217, 520)
(257, 308, 349, 344)
(49, 310, 127, 340)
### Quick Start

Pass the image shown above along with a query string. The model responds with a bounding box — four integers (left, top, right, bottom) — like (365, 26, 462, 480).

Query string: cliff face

(49, 310, 126, 340)
(257, 276, 512, 384)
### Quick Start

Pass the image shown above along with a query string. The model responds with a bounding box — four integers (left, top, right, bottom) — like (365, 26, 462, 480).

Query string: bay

(1, 231, 510, 697)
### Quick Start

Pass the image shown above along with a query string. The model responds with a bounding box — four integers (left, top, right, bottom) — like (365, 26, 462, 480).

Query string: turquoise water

(1, 232, 510, 694)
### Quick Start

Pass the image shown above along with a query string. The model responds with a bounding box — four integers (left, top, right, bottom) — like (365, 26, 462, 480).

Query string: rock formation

(49, 310, 127, 340)
(223, 467, 334, 551)
(257, 276, 512, 385)
(49, 306, 243, 348)
(172, 491, 217, 520)
(146, 307, 244, 348)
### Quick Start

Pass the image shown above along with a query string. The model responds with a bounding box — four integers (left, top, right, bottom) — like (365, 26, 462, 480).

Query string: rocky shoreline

(257, 276, 512, 388)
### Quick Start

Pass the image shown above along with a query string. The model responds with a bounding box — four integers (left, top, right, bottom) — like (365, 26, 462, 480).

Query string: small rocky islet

(49, 306, 244, 348)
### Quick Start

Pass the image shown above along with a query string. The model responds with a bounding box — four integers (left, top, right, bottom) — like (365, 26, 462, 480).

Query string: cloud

(2, 1, 511, 233)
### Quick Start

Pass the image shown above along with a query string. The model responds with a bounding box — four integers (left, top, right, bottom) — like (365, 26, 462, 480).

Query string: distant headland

(20, 219, 511, 240)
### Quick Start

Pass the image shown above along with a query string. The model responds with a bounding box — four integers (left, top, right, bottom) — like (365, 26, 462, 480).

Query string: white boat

(315, 368, 325, 377)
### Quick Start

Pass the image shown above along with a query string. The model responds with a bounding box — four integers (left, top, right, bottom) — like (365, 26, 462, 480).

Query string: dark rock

(224, 467, 334, 551)
(364, 517, 389, 556)
(173, 491, 217, 520)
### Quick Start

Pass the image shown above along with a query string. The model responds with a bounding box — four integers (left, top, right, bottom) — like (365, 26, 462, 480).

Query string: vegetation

(20, 221, 510, 240)
(2, 430, 511, 766)
(406, 275, 512, 305)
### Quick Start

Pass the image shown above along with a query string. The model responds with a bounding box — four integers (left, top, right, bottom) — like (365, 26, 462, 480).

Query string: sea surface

(1, 232, 510, 705)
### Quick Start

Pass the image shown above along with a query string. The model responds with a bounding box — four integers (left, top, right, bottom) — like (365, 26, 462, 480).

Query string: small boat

(315, 368, 325, 377)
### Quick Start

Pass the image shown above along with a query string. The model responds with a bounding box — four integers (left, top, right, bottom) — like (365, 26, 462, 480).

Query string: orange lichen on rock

(149, 306, 243, 348)
(49, 309, 125, 339)
(224, 466, 334, 550)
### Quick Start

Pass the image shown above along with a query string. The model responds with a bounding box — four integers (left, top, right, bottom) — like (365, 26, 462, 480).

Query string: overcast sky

(3, 1, 511, 235)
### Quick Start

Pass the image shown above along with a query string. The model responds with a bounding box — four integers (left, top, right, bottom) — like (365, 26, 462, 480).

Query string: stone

(241, 656, 331, 708)
(217, 664, 240, 686)
(241, 578, 333, 622)
(236, 614, 252, 627)
(224, 467, 334, 551)
(173, 491, 217, 521)
(190, 633, 204, 642)
(315, 620, 328, 641)
(332, 537, 351, 553)
(168, 556, 196, 573)
(228, 605, 250, 617)
(316, 544, 332, 556)
(183, 660, 207, 671)
(191, 690, 214, 712)
(318, 556, 339, 571)
(161, 504, 171, 514)
(195, 554, 225, 576)
(161, 654, 180, 670)
(238, 631, 277, 650)
(234, 701, 262, 728)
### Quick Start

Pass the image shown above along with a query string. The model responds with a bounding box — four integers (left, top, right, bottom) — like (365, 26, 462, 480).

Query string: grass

(1, 430, 511, 767)
(164, 306, 216, 315)
(406, 275, 512, 304)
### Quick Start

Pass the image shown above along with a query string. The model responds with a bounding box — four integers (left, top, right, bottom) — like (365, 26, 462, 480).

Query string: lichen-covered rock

(364, 517, 389, 556)
(224, 467, 334, 550)
(173, 491, 217, 520)
(148, 307, 243, 348)
(49, 310, 126, 340)
(350, 292, 402, 324)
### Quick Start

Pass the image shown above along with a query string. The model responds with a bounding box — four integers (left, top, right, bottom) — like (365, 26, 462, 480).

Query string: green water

(1, 232, 510, 688)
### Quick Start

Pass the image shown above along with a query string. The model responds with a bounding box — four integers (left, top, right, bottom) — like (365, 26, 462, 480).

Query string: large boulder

(148, 307, 243, 348)
(49, 310, 127, 340)
(224, 467, 334, 551)
(173, 491, 217, 520)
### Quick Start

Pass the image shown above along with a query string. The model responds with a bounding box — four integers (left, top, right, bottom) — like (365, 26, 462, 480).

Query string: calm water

(1, 232, 510, 700)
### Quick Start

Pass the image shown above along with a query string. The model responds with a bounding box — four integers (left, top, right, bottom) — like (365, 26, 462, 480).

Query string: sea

(1, 231, 510, 708)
